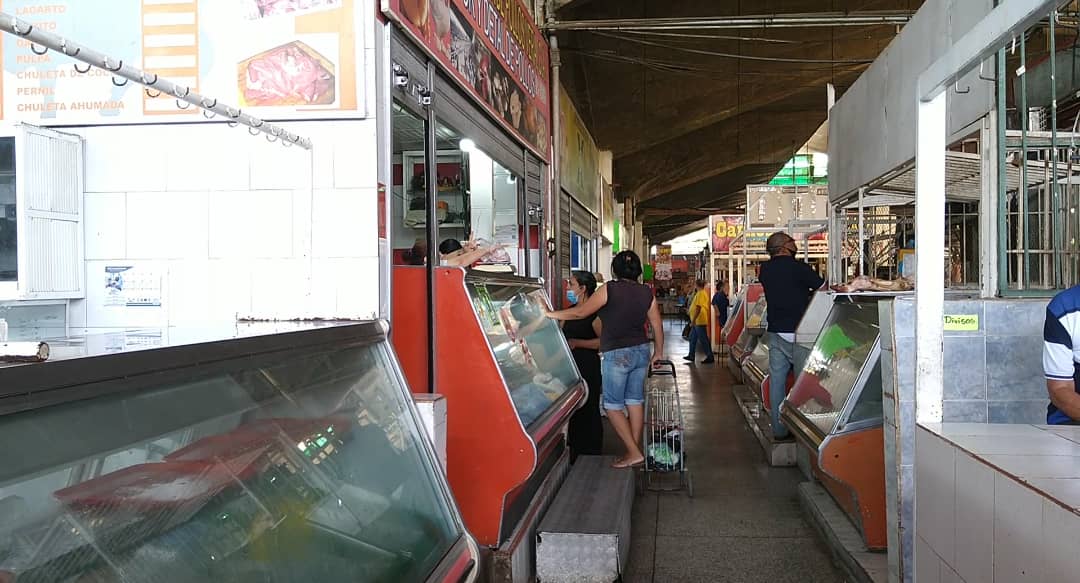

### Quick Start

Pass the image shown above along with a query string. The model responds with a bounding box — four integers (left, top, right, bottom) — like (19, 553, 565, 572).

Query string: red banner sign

(384, 0, 551, 161)
(709, 215, 744, 254)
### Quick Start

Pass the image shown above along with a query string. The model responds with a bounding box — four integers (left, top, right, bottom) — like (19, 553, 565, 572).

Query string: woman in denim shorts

(546, 251, 664, 468)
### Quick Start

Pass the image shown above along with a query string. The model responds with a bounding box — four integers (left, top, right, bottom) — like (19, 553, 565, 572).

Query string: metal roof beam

(547, 11, 914, 31)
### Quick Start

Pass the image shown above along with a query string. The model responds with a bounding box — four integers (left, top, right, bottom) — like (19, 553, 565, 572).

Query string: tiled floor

(613, 329, 847, 583)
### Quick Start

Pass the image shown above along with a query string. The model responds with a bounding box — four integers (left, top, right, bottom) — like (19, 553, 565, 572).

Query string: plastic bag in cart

(646, 443, 683, 472)
(647, 428, 684, 472)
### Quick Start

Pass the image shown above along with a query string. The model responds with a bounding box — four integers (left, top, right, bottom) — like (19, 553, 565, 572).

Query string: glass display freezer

(741, 291, 836, 419)
(0, 321, 477, 583)
(781, 298, 887, 550)
(394, 267, 586, 581)
(722, 284, 763, 350)
(729, 295, 767, 367)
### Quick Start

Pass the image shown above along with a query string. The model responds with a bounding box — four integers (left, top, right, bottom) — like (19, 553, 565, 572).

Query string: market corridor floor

(608, 330, 847, 583)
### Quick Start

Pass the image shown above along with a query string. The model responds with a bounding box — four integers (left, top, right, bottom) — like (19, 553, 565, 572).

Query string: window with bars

(997, 4, 1080, 294)
(835, 204, 980, 289)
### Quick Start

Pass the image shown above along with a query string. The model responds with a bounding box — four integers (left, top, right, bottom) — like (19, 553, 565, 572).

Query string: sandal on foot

(612, 456, 645, 469)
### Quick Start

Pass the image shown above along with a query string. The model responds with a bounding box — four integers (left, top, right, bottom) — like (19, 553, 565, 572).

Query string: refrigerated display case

(395, 267, 586, 578)
(744, 291, 835, 410)
(722, 283, 763, 350)
(0, 322, 477, 583)
(780, 299, 886, 550)
(793, 292, 834, 373)
(729, 295, 767, 378)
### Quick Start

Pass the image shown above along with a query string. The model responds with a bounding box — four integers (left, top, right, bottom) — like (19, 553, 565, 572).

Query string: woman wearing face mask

(546, 251, 662, 469)
(561, 270, 603, 462)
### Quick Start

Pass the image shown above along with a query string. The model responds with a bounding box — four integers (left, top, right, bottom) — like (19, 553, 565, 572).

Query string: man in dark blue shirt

(712, 280, 730, 328)
(1043, 285, 1080, 424)
(758, 232, 826, 439)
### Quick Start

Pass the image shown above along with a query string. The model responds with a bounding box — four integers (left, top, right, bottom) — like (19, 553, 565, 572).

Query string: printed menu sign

(383, 0, 551, 161)
(655, 245, 672, 281)
(2, 0, 365, 123)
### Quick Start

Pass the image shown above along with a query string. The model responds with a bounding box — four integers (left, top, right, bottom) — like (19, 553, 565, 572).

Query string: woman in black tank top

(562, 271, 603, 462)
(546, 251, 665, 469)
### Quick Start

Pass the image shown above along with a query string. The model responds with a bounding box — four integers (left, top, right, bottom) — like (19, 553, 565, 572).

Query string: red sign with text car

(709, 215, 744, 254)
(383, 0, 551, 161)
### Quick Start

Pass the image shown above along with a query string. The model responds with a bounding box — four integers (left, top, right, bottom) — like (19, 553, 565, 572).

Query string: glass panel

(745, 341, 770, 379)
(466, 281, 581, 427)
(0, 342, 460, 582)
(392, 101, 429, 266)
(434, 123, 468, 258)
(792, 341, 814, 377)
(0, 137, 15, 282)
(785, 302, 880, 436)
(730, 327, 758, 362)
(720, 290, 745, 340)
(465, 147, 520, 273)
(491, 159, 520, 273)
(845, 360, 884, 427)
(745, 298, 767, 330)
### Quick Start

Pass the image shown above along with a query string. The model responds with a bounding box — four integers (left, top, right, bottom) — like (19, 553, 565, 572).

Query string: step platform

(798, 482, 887, 583)
(731, 384, 796, 466)
(536, 455, 634, 583)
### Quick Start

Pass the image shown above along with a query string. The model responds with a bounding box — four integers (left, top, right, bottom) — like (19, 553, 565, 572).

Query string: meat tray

(167, 416, 351, 463)
(238, 40, 336, 107)
(54, 460, 256, 511)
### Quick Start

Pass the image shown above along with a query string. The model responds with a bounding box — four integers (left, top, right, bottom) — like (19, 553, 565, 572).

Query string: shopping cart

(640, 360, 693, 496)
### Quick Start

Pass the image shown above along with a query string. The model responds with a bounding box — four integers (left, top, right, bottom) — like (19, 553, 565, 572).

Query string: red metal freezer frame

(395, 266, 586, 548)
(723, 283, 764, 349)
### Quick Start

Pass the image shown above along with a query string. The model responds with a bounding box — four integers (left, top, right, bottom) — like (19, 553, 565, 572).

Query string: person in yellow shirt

(683, 279, 715, 364)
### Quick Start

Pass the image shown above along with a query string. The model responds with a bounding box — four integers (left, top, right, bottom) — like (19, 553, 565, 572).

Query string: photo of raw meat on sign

(239, 41, 337, 107)
(399, 0, 451, 58)
(246, 0, 342, 18)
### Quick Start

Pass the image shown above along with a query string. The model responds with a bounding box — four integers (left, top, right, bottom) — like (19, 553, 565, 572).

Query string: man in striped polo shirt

(1043, 287, 1080, 425)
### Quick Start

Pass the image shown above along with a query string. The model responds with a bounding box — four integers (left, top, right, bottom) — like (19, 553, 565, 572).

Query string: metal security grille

(559, 190, 572, 282)
(834, 203, 980, 288)
(997, 4, 1080, 294)
(1000, 140, 1080, 291)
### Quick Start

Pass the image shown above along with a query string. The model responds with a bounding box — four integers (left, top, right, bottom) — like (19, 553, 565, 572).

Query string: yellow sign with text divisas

(943, 315, 979, 331)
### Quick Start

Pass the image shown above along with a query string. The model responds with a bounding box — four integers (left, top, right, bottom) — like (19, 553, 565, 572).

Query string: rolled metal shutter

(559, 190, 572, 282)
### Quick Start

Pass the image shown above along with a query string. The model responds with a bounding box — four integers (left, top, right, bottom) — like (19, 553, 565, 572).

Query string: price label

(943, 315, 979, 331)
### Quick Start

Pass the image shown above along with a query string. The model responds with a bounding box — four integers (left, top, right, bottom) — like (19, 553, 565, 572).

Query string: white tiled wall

(916, 425, 1080, 583)
(55, 0, 383, 330)
(953, 453, 994, 583)
(70, 119, 380, 328)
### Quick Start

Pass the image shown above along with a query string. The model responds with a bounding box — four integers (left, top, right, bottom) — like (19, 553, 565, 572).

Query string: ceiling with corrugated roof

(551, 0, 925, 241)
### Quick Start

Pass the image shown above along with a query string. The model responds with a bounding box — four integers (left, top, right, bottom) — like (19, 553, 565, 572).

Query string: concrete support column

(979, 113, 999, 297)
(914, 92, 947, 426)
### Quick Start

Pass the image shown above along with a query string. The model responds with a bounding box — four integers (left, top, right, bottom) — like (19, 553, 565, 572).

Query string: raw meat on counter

(240, 41, 336, 107)
(831, 275, 914, 293)
(831, 275, 873, 293)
